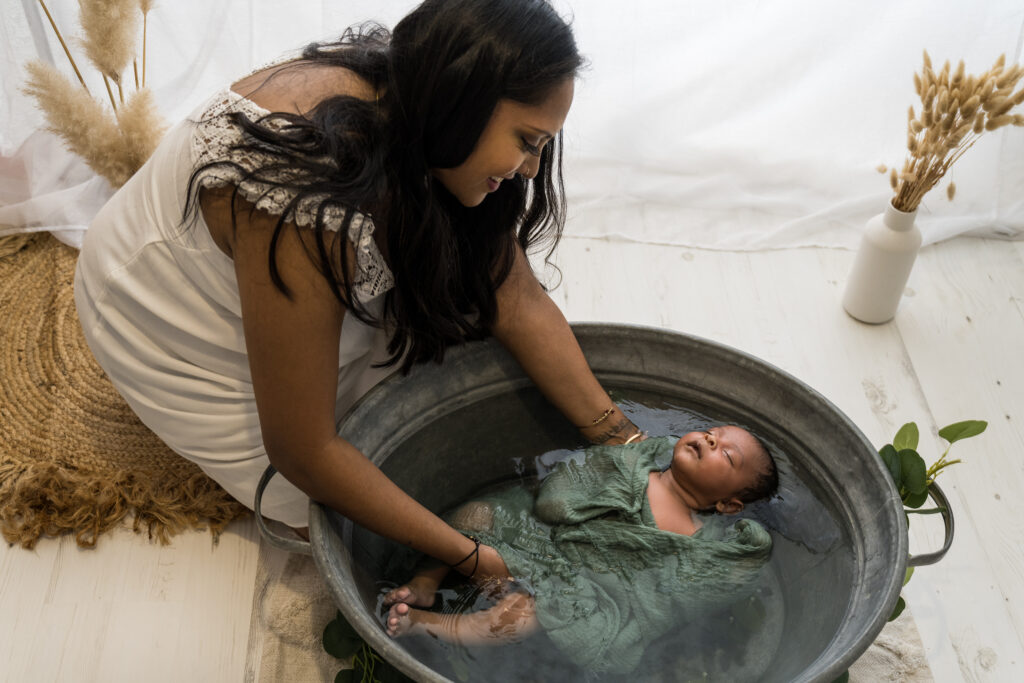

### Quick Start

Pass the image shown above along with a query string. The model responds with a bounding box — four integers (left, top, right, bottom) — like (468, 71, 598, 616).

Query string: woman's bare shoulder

(231, 60, 376, 116)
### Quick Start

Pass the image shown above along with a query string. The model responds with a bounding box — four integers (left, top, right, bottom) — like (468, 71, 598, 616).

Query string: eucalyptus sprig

(879, 419, 987, 514)
(877, 419, 986, 622)
(323, 611, 413, 683)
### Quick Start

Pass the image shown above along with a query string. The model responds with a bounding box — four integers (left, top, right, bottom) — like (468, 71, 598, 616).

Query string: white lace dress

(74, 90, 396, 527)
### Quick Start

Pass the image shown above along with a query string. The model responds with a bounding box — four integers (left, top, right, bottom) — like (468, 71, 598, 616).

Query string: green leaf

(831, 672, 850, 683)
(893, 422, 919, 451)
(334, 670, 354, 683)
(328, 611, 360, 637)
(938, 420, 987, 444)
(373, 656, 415, 683)
(903, 489, 929, 509)
(323, 614, 363, 660)
(879, 444, 901, 485)
(888, 595, 906, 622)
(899, 449, 927, 495)
(904, 567, 915, 586)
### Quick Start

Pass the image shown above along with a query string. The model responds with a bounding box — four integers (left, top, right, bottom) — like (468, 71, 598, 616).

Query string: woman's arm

(490, 244, 641, 444)
(221, 196, 507, 579)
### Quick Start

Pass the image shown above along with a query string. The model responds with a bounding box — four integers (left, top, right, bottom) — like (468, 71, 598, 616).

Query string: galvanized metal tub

(256, 323, 951, 682)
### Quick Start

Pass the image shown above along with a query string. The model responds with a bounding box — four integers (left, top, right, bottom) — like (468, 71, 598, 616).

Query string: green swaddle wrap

(458, 437, 773, 675)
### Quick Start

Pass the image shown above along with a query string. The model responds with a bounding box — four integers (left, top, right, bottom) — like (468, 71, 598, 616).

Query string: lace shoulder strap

(190, 90, 394, 299)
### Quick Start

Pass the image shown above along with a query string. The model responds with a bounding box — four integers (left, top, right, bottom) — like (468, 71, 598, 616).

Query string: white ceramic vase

(842, 201, 922, 324)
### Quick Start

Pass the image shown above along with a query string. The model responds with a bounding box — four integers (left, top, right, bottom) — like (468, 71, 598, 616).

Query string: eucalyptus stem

(36, 0, 90, 93)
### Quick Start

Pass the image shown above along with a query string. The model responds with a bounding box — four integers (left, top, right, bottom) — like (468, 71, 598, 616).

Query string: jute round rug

(0, 232, 249, 549)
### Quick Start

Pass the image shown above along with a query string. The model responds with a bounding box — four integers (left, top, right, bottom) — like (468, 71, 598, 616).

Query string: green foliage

(831, 671, 850, 683)
(323, 611, 363, 659)
(938, 420, 987, 444)
(887, 596, 906, 622)
(893, 422, 919, 451)
(322, 612, 413, 683)
(877, 420, 986, 622)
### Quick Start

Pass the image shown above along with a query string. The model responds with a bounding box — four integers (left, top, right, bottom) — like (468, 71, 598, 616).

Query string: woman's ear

(715, 498, 745, 515)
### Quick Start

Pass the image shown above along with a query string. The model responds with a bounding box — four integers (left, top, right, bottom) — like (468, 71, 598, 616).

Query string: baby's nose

(705, 433, 717, 448)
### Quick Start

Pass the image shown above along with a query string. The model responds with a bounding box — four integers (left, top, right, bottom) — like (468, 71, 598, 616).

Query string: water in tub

(373, 395, 846, 682)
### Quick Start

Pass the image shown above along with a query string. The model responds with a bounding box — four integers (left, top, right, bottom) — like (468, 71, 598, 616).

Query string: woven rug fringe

(0, 460, 249, 550)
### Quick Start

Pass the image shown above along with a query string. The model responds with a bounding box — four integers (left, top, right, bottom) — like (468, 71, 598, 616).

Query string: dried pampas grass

(78, 0, 139, 88)
(23, 0, 166, 188)
(885, 51, 1024, 212)
(117, 88, 167, 172)
(23, 61, 134, 187)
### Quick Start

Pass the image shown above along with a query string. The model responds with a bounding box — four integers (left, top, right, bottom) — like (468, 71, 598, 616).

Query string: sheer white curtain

(2, 0, 1022, 249)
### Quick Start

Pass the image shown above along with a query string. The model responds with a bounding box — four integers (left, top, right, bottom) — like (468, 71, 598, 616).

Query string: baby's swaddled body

(450, 437, 772, 675)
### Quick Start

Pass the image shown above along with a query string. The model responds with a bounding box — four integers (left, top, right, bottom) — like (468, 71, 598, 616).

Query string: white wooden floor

(1, 236, 1022, 682)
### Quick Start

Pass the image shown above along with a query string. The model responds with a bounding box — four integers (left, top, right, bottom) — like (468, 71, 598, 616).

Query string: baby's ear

(715, 498, 745, 515)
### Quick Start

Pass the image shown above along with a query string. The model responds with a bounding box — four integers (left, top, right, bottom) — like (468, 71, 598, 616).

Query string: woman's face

(432, 78, 575, 207)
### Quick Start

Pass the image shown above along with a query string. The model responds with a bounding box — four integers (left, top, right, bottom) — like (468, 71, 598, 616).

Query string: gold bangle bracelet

(624, 431, 644, 445)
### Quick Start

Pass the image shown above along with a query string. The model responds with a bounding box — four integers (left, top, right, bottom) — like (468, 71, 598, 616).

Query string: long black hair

(185, 0, 583, 373)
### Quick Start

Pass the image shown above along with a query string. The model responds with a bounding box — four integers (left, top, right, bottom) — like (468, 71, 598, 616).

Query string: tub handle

(907, 481, 954, 567)
(254, 465, 313, 555)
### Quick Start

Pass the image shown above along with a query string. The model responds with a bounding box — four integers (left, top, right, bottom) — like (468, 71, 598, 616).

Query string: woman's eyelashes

(520, 137, 542, 156)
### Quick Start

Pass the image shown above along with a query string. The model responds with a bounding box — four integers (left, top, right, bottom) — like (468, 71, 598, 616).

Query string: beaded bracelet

(578, 406, 615, 429)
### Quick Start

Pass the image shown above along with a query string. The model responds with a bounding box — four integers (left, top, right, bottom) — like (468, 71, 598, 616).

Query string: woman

(74, 0, 641, 581)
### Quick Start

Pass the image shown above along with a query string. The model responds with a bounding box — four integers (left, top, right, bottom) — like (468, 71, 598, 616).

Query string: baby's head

(669, 425, 778, 514)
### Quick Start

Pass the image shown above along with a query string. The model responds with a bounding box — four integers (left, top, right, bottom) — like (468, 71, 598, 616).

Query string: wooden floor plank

(3, 237, 1022, 682)
(893, 238, 1024, 681)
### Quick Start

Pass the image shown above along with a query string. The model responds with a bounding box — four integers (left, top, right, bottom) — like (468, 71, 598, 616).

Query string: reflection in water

(367, 391, 849, 682)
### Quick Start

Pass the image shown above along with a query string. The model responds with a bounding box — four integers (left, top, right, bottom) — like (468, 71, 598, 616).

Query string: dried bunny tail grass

(891, 52, 1024, 212)
(139, 0, 155, 11)
(952, 59, 965, 87)
(985, 114, 1016, 130)
(973, 111, 986, 133)
(117, 88, 167, 171)
(876, 164, 888, 173)
(961, 94, 981, 118)
(78, 0, 139, 84)
(22, 61, 134, 187)
(995, 64, 1022, 89)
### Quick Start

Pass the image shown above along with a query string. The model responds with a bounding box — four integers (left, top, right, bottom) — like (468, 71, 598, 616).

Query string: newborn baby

(384, 426, 778, 675)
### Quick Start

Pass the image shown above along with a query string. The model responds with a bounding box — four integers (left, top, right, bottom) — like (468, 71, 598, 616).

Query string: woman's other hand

(579, 404, 644, 445)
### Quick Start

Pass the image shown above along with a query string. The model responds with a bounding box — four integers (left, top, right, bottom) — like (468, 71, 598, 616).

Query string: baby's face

(669, 425, 766, 509)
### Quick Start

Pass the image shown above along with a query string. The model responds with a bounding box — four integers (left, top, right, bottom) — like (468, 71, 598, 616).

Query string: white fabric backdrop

(2, 0, 1023, 249)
